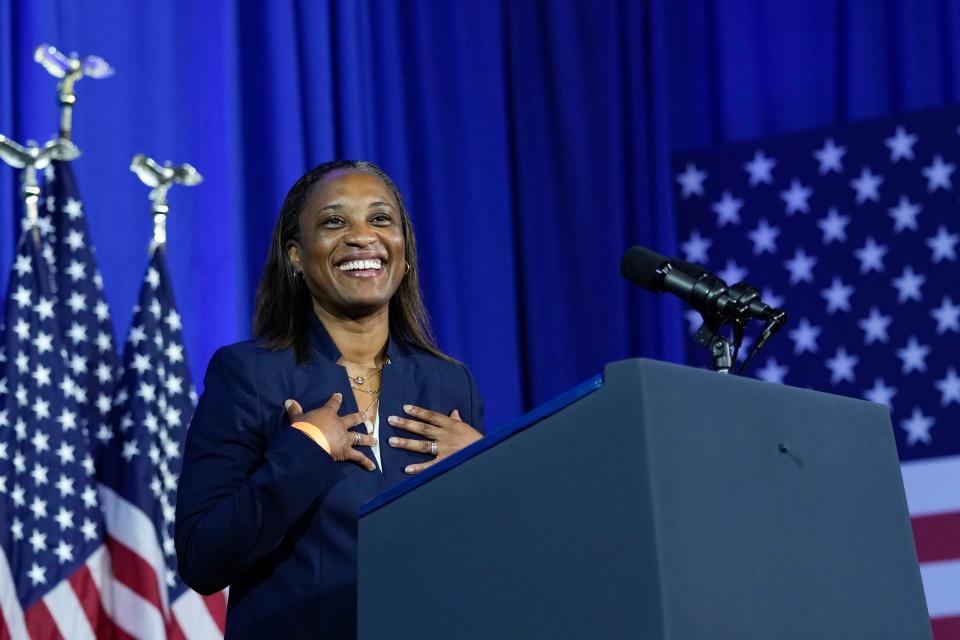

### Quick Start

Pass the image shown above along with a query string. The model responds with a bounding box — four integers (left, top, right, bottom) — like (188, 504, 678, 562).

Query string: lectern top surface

(359, 373, 603, 516)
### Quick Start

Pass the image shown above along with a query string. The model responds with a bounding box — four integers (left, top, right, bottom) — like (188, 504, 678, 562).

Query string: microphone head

(620, 246, 668, 291)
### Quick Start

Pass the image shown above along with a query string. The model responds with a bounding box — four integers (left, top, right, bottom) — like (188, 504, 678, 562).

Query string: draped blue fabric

(2, 0, 959, 429)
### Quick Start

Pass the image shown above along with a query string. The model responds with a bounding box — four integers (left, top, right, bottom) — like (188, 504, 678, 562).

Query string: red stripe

(67, 564, 134, 640)
(202, 591, 228, 633)
(167, 614, 187, 640)
(0, 604, 8, 640)
(932, 614, 960, 640)
(24, 599, 63, 640)
(106, 535, 165, 611)
(912, 510, 960, 563)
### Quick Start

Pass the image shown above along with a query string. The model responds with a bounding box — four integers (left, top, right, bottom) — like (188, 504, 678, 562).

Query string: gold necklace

(348, 363, 384, 395)
(360, 396, 379, 422)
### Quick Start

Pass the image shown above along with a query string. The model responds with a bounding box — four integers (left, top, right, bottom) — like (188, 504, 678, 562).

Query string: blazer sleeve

(175, 346, 340, 594)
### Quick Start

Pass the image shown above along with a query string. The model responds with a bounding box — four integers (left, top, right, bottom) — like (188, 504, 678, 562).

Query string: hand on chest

(285, 361, 457, 479)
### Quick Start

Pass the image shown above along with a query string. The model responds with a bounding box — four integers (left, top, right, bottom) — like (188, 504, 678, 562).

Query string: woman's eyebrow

(319, 203, 343, 212)
(368, 201, 393, 209)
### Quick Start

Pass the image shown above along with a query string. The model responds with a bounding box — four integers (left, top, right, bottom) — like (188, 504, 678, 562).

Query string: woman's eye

(321, 216, 345, 227)
(371, 213, 393, 224)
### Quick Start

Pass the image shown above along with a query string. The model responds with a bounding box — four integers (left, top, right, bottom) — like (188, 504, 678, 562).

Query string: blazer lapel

(377, 355, 409, 480)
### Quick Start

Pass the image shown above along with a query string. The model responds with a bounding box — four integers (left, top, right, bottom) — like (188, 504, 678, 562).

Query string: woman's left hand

(387, 405, 482, 474)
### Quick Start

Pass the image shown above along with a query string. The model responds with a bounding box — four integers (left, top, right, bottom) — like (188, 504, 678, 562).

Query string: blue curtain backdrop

(2, 0, 959, 430)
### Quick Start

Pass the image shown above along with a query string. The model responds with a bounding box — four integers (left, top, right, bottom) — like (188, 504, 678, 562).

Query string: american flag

(673, 106, 960, 638)
(42, 160, 120, 462)
(0, 228, 118, 638)
(97, 245, 226, 639)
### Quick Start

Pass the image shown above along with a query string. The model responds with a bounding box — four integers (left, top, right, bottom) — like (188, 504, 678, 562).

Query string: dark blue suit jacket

(174, 313, 483, 639)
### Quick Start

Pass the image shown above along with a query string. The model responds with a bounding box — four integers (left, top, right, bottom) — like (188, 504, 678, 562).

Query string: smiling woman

(174, 160, 484, 639)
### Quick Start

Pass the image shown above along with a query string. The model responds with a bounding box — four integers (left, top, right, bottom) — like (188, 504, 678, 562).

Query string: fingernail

(334, 393, 342, 399)
(404, 466, 414, 474)
(387, 415, 397, 424)
(403, 404, 413, 412)
(284, 400, 292, 410)
(389, 437, 398, 446)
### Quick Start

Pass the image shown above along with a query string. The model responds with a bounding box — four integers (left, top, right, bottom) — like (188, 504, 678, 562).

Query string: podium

(358, 359, 931, 639)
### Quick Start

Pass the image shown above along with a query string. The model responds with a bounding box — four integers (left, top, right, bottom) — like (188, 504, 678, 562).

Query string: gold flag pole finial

(34, 44, 114, 140)
(130, 154, 203, 247)
(0, 134, 80, 239)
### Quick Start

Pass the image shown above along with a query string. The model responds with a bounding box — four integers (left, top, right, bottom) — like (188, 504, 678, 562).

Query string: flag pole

(33, 44, 114, 141)
(0, 134, 79, 240)
(130, 153, 204, 248)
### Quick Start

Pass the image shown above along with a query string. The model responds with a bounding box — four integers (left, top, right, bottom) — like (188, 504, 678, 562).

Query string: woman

(175, 160, 484, 639)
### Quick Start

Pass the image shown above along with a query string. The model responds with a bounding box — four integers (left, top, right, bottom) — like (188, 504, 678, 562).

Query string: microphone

(619, 246, 737, 319)
(620, 246, 787, 326)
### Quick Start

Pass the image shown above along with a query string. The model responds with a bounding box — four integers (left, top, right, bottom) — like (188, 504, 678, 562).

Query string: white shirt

(364, 409, 383, 472)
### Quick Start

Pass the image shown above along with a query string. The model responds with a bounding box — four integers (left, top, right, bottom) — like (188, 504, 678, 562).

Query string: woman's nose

(343, 222, 377, 246)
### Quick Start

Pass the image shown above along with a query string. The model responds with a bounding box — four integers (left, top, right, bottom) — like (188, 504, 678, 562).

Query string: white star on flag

(891, 266, 925, 303)
(788, 317, 821, 354)
(930, 297, 960, 334)
(849, 167, 883, 203)
(921, 155, 955, 192)
(817, 208, 850, 244)
(821, 278, 854, 314)
(896, 336, 930, 374)
(926, 226, 958, 263)
(813, 138, 846, 174)
(935, 368, 960, 406)
(680, 231, 712, 263)
(888, 196, 922, 233)
(780, 179, 813, 215)
(748, 219, 780, 255)
(858, 307, 892, 344)
(864, 378, 897, 407)
(901, 408, 934, 445)
(784, 248, 817, 284)
(711, 191, 743, 226)
(756, 358, 788, 384)
(743, 150, 776, 186)
(884, 126, 918, 162)
(717, 259, 748, 285)
(854, 237, 888, 274)
(825, 346, 858, 384)
(677, 163, 707, 198)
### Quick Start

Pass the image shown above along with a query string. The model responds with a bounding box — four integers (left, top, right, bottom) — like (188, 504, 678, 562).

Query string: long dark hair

(253, 160, 450, 364)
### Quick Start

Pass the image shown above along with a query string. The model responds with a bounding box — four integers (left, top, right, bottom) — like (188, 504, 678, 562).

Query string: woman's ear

(287, 242, 301, 273)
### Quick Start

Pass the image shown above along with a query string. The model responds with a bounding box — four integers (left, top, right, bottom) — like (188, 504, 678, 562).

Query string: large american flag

(43, 160, 120, 464)
(673, 106, 960, 638)
(97, 245, 226, 639)
(0, 228, 117, 638)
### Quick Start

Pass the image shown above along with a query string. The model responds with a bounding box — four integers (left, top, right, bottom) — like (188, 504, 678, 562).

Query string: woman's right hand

(285, 393, 377, 471)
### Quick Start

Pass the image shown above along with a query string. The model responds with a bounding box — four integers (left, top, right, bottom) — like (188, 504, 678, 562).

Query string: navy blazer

(174, 313, 483, 639)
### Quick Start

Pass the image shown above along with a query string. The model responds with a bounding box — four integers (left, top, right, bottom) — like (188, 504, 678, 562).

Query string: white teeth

(338, 259, 383, 271)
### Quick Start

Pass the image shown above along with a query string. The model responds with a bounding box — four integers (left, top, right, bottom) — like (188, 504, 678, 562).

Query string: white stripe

(43, 579, 96, 640)
(0, 550, 28, 640)
(98, 482, 169, 611)
(920, 559, 960, 618)
(901, 454, 960, 516)
(172, 590, 223, 640)
(110, 579, 168, 640)
(85, 546, 114, 617)
(87, 525, 169, 639)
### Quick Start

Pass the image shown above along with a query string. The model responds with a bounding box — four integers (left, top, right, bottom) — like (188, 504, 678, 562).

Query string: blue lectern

(358, 358, 931, 639)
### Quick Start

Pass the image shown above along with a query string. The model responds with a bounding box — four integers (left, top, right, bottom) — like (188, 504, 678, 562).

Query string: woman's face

(288, 169, 407, 319)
